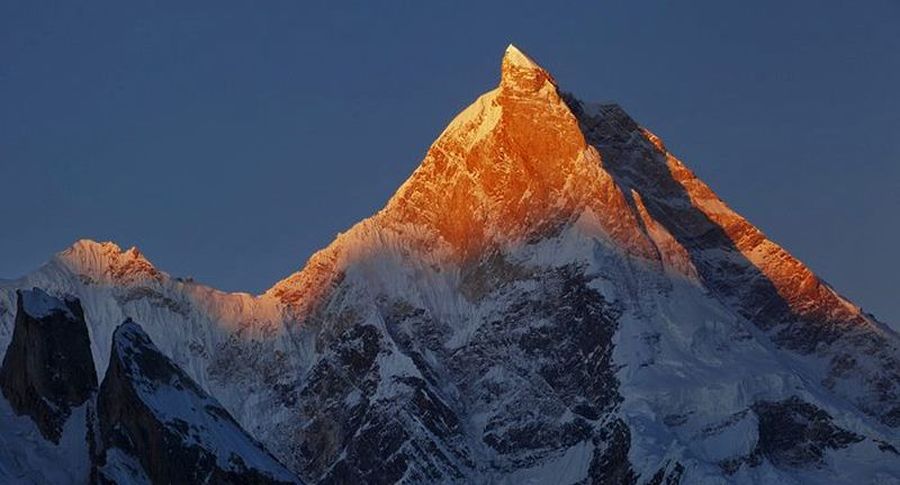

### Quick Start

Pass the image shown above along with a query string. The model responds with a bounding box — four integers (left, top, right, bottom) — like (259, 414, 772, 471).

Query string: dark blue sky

(2, 1, 898, 325)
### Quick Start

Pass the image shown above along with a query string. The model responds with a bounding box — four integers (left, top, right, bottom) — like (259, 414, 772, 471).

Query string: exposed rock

(291, 314, 472, 484)
(95, 320, 299, 484)
(646, 460, 685, 485)
(585, 419, 638, 484)
(0, 288, 97, 443)
(751, 396, 864, 468)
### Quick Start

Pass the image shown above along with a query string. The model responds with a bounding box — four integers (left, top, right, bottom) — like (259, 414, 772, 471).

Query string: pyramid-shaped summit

(503, 44, 540, 69)
(499, 43, 557, 92)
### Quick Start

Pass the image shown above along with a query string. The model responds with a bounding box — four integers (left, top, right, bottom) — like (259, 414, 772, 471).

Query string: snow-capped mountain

(1, 45, 898, 484)
(0, 289, 297, 484)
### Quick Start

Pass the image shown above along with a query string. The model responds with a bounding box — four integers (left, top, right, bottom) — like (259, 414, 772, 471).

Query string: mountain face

(0, 288, 97, 444)
(0, 290, 96, 483)
(94, 321, 298, 484)
(0, 291, 297, 483)
(1, 45, 898, 484)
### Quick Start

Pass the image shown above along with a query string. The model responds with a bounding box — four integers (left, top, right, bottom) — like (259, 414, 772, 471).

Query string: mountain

(94, 320, 298, 484)
(0, 289, 96, 483)
(0, 290, 298, 483)
(1, 45, 898, 484)
(0, 288, 96, 444)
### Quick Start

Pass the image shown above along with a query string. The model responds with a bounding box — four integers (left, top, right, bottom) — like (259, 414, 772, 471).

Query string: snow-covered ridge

(1, 237, 288, 399)
(57, 239, 163, 286)
(20, 287, 76, 319)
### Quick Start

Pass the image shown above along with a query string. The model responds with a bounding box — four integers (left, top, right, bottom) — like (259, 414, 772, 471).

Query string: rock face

(0, 288, 97, 443)
(94, 320, 298, 484)
(751, 397, 864, 468)
(1, 45, 899, 484)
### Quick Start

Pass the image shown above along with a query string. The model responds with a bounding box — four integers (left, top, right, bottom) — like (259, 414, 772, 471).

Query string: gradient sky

(1, 1, 898, 325)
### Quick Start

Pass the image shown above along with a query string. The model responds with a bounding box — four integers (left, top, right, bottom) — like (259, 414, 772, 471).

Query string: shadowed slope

(565, 99, 900, 426)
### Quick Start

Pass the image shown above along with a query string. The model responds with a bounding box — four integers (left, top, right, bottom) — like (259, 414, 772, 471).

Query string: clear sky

(1, 1, 898, 325)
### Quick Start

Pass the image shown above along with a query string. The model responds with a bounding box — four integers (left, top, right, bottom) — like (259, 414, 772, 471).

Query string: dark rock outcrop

(0, 288, 97, 443)
(646, 460, 685, 485)
(292, 312, 473, 484)
(719, 397, 867, 475)
(94, 320, 299, 484)
(751, 396, 864, 468)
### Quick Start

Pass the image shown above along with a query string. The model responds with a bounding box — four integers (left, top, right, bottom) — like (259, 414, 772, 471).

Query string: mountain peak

(500, 44, 556, 95)
(56, 239, 162, 285)
(294, 45, 650, 268)
(503, 44, 540, 69)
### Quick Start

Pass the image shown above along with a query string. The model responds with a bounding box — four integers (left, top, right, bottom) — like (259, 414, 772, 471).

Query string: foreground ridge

(95, 319, 299, 483)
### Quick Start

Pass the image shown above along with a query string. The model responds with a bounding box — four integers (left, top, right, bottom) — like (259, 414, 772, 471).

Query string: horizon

(2, 1, 898, 325)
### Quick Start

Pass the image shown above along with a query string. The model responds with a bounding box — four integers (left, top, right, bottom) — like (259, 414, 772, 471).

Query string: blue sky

(1, 1, 898, 324)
